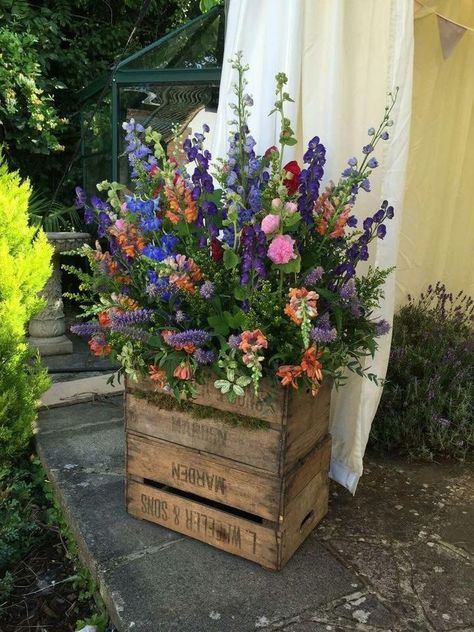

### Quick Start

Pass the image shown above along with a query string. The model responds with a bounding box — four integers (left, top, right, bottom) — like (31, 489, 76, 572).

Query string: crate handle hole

(299, 510, 314, 532)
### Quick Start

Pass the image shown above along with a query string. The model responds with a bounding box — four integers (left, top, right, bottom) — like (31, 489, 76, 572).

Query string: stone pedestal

(29, 232, 91, 356)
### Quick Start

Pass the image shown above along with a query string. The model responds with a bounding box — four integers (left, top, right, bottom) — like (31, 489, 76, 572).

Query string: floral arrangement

(70, 54, 396, 402)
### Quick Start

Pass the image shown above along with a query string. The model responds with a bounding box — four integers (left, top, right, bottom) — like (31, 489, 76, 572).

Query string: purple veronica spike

(374, 319, 391, 336)
(200, 281, 215, 299)
(304, 266, 324, 286)
(340, 278, 357, 300)
(228, 334, 241, 349)
(110, 324, 149, 341)
(110, 309, 154, 326)
(310, 326, 337, 344)
(193, 348, 216, 364)
(166, 329, 211, 348)
(70, 322, 103, 336)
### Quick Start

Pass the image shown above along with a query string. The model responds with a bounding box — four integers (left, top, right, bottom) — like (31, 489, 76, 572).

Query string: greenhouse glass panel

(78, 7, 224, 192)
(121, 10, 224, 71)
(118, 83, 220, 184)
(81, 96, 112, 194)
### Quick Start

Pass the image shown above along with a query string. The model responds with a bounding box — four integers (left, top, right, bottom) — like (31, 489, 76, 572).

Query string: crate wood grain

(127, 431, 331, 522)
(126, 379, 331, 475)
(126, 470, 329, 570)
(125, 376, 331, 569)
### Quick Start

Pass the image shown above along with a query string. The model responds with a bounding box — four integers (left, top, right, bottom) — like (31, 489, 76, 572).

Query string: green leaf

(233, 285, 250, 300)
(214, 379, 229, 389)
(236, 375, 252, 387)
(207, 315, 229, 335)
(283, 213, 301, 229)
(280, 136, 297, 146)
(275, 254, 301, 274)
(232, 384, 244, 396)
(333, 306, 343, 333)
(223, 248, 240, 270)
(148, 336, 164, 348)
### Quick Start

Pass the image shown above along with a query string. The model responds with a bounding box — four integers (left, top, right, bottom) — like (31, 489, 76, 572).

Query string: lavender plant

(370, 283, 474, 461)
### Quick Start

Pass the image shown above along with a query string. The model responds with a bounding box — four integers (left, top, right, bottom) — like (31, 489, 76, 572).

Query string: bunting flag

(437, 14, 467, 59)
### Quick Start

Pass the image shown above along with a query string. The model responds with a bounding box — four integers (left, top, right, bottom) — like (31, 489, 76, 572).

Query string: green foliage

(0, 154, 52, 462)
(0, 457, 46, 587)
(370, 284, 474, 461)
(0, 456, 108, 630)
(0, 0, 201, 197)
(27, 187, 83, 232)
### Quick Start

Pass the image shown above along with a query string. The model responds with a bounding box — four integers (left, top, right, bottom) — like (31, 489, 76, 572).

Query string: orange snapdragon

(88, 336, 112, 357)
(314, 187, 352, 239)
(164, 176, 198, 224)
(149, 365, 167, 388)
(174, 361, 193, 380)
(277, 346, 323, 395)
(284, 288, 318, 325)
(109, 220, 145, 257)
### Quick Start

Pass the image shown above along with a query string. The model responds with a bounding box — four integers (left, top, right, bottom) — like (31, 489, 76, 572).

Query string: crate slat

(126, 394, 283, 473)
(127, 432, 281, 520)
(125, 376, 331, 569)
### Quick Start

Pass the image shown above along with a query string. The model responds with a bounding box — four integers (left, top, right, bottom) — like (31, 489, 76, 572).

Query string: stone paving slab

(36, 398, 474, 632)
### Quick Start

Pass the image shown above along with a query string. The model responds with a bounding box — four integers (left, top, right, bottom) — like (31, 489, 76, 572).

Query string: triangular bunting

(413, 0, 423, 16)
(437, 14, 466, 59)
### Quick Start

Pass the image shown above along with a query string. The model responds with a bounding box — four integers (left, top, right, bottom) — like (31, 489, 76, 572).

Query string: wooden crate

(125, 376, 332, 570)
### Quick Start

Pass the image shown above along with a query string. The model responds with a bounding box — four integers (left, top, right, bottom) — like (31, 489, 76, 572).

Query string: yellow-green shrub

(0, 155, 53, 461)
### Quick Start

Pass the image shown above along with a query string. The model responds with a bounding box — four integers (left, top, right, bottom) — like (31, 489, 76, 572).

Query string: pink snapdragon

(261, 214, 280, 235)
(267, 234, 296, 264)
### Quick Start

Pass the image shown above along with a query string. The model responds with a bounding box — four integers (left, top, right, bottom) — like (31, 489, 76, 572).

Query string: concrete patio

(36, 384, 474, 632)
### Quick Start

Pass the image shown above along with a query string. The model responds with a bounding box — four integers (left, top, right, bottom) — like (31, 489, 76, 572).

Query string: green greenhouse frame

(78, 6, 225, 192)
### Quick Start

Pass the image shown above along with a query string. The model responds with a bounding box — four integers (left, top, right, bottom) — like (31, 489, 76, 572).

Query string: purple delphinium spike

(298, 136, 326, 224)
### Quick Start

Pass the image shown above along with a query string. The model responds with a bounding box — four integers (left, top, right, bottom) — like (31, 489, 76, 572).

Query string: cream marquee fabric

(212, 0, 414, 492)
(396, 0, 474, 305)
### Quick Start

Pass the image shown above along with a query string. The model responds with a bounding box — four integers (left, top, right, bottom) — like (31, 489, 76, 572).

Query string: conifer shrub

(0, 155, 52, 462)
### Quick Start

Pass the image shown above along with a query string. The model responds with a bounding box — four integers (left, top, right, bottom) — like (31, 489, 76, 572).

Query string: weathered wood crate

(125, 376, 332, 570)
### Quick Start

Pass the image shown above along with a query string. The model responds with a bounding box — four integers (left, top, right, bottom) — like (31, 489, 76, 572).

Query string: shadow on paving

(36, 396, 474, 632)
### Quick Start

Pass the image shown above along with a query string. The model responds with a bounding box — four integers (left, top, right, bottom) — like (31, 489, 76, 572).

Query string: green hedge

(0, 155, 52, 462)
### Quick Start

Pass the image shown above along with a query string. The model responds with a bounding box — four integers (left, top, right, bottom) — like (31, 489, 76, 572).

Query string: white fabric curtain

(212, 0, 413, 493)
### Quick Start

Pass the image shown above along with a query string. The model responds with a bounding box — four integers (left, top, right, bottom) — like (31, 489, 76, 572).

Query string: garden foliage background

(0, 0, 201, 202)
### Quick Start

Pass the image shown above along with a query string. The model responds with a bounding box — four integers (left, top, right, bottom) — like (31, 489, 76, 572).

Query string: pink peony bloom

(261, 214, 280, 235)
(271, 198, 282, 209)
(285, 201, 297, 214)
(267, 234, 296, 264)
